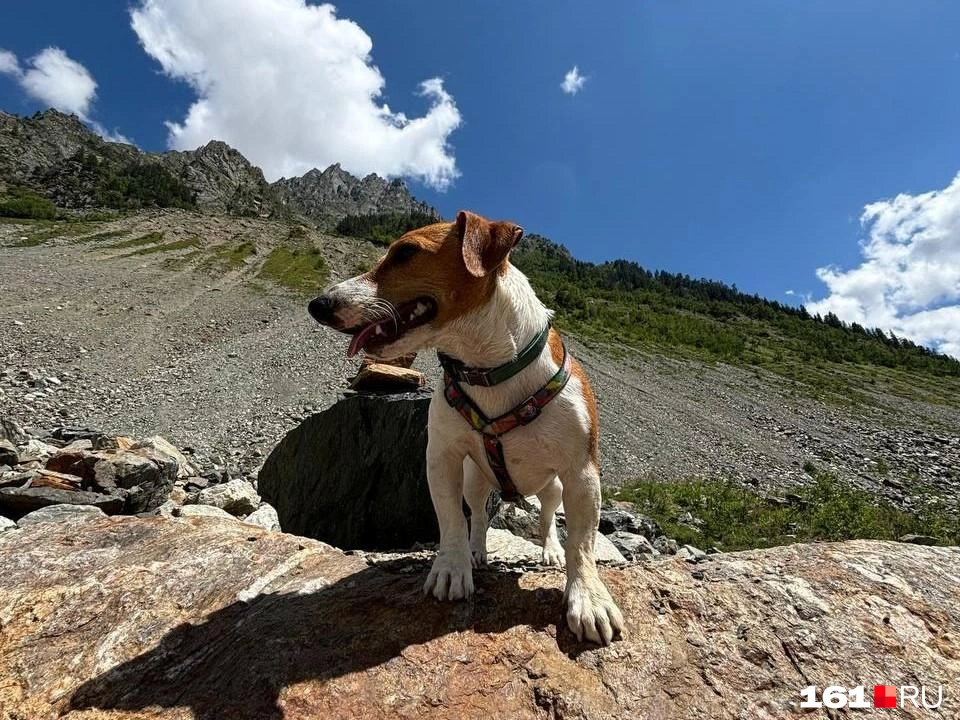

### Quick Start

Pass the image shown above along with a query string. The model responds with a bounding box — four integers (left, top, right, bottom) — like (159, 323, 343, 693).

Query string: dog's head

(309, 210, 524, 360)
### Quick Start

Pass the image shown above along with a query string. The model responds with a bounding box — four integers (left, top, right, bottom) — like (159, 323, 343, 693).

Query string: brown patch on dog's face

(310, 210, 524, 359)
(367, 210, 524, 330)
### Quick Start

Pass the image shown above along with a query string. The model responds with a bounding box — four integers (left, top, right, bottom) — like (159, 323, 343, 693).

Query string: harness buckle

(463, 368, 492, 386)
(515, 401, 541, 424)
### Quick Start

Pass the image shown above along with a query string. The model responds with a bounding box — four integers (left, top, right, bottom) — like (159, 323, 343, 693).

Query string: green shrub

(0, 187, 58, 219)
(611, 473, 959, 551)
(258, 245, 328, 294)
(335, 211, 437, 246)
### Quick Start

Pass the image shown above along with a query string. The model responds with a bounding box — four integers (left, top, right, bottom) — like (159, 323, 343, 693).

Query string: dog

(308, 210, 624, 645)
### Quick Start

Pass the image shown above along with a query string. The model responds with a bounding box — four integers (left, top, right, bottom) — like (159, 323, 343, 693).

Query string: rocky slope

(272, 162, 438, 229)
(0, 109, 433, 223)
(0, 517, 956, 719)
(0, 210, 958, 513)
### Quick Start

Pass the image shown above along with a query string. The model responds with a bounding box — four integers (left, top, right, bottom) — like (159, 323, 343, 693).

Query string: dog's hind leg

(560, 463, 624, 645)
(537, 476, 564, 567)
(463, 457, 492, 568)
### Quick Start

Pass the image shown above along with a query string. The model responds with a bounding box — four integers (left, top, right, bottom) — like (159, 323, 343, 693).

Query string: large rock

(259, 392, 437, 550)
(17, 504, 106, 527)
(0, 519, 957, 719)
(175, 504, 237, 521)
(0, 418, 29, 446)
(0, 439, 17, 467)
(598, 506, 662, 539)
(197, 479, 261, 516)
(243, 503, 281, 531)
(0, 486, 123, 519)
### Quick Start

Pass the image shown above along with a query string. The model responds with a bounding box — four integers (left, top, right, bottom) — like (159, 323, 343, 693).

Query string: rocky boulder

(259, 392, 437, 550)
(1, 518, 957, 719)
(0, 425, 186, 518)
(196, 478, 261, 516)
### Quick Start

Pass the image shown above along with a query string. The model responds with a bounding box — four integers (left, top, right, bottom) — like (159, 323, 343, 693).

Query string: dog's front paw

(541, 538, 564, 568)
(565, 578, 624, 645)
(424, 550, 474, 601)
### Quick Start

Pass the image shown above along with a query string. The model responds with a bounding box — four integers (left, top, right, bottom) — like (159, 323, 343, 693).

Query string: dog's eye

(392, 244, 420, 264)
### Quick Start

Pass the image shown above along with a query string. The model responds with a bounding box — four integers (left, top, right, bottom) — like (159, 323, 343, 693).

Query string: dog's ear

(458, 210, 524, 278)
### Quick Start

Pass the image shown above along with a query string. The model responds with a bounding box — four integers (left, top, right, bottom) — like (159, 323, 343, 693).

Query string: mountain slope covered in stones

(1, 105, 958, 539)
(1, 209, 957, 520)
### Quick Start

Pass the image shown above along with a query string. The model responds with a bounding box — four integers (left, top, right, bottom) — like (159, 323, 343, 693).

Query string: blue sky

(2, 2, 959, 355)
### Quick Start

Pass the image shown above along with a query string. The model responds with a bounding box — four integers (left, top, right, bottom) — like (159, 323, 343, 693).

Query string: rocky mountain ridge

(0, 108, 434, 223)
(272, 163, 437, 228)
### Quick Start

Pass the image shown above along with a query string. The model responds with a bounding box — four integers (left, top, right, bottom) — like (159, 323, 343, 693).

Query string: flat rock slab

(0, 486, 123, 520)
(0, 518, 958, 719)
(17, 503, 106, 527)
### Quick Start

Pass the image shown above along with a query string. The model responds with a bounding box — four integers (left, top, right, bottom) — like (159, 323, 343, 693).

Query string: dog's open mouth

(345, 297, 438, 358)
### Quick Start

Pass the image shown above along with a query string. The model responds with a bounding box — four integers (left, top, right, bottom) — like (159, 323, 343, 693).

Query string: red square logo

(874, 685, 897, 708)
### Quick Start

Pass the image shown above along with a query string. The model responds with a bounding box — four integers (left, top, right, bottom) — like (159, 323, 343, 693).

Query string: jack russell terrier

(308, 210, 624, 645)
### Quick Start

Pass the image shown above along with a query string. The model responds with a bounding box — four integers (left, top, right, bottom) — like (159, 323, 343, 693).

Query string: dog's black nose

(308, 295, 335, 324)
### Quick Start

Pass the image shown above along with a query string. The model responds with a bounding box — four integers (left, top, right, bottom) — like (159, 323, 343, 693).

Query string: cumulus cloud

(561, 66, 586, 95)
(0, 49, 19, 76)
(807, 172, 960, 358)
(0, 46, 129, 143)
(129, 0, 461, 189)
(19, 47, 97, 117)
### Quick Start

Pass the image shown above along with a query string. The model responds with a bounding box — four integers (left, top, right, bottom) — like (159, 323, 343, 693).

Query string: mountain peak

(0, 106, 436, 225)
(271, 163, 437, 229)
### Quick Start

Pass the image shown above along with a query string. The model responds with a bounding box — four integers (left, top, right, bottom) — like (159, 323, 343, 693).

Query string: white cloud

(0, 46, 130, 144)
(88, 121, 133, 145)
(561, 66, 587, 95)
(0, 49, 20, 77)
(807, 172, 960, 358)
(129, 0, 461, 189)
(19, 47, 98, 118)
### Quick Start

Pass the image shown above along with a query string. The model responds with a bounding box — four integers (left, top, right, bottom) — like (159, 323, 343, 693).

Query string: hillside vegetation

(510, 235, 960, 405)
(329, 213, 959, 404)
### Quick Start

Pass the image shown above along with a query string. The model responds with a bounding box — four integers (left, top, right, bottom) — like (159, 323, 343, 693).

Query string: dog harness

(439, 325, 573, 502)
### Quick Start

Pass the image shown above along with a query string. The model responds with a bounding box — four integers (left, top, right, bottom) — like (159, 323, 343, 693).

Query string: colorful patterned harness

(439, 326, 573, 502)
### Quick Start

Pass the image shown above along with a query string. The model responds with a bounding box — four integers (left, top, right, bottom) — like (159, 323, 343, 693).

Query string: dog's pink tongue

(347, 322, 379, 358)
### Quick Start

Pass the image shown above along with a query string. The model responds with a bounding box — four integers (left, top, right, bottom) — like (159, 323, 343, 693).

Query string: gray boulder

(0, 486, 123, 520)
(609, 531, 656, 559)
(109, 448, 178, 514)
(0, 440, 17, 467)
(259, 392, 436, 550)
(0, 515, 15, 532)
(176, 505, 237, 521)
(243, 503, 281, 532)
(0, 418, 29, 446)
(594, 533, 628, 563)
(598, 507, 662, 539)
(197, 479, 261, 517)
(489, 502, 540, 539)
(486, 528, 543, 564)
(18, 504, 106, 526)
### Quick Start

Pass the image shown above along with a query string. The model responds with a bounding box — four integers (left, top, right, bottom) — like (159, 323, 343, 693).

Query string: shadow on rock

(69, 561, 569, 720)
